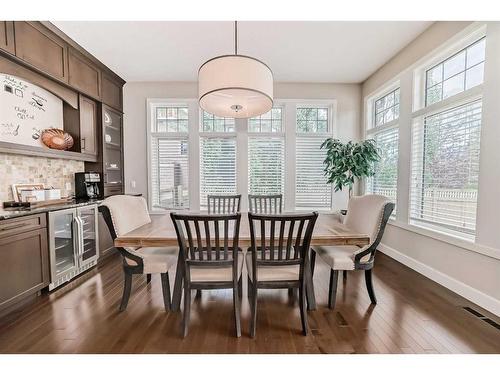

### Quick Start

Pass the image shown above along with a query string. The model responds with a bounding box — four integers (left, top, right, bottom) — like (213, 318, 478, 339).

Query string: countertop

(0, 199, 103, 220)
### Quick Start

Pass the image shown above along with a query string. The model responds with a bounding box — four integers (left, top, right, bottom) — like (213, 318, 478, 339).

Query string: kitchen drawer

(0, 214, 46, 239)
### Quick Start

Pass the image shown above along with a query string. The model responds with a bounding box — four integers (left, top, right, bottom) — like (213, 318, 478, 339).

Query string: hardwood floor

(0, 252, 499, 353)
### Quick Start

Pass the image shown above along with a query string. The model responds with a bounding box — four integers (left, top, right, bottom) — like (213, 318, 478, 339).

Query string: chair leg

(146, 274, 152, 284)
(299, 283, 309, 335)
(328, 270, 339, 310)
(365, 269, 377, 305)
(182, 285, 191, 337)
(161, 272, 171, 311)
(233, 283, 242, 338)
(310, 250, 317, 277)
(288, 288, 294, 297)
(238, 276, 243, 299)
(250, 283, 258, 338)
(195, 289, 202, 298)
(343, 270, 347, 282)
(119, 271, 133, 312)
(247, 275, 253, 302)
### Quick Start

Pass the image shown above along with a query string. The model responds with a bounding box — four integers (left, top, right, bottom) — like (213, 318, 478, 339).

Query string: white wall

(362, 21, 500, 316)
(123, 81, 361, 208)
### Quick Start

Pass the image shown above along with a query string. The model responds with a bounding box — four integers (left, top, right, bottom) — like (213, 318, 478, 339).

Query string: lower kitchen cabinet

(0, 214, 49, 314)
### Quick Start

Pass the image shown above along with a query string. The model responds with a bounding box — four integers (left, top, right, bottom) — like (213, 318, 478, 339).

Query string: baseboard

(378, 243, 500, 317)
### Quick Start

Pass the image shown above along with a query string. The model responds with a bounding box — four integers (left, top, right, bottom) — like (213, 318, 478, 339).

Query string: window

(150, 104, 189, 210)
(410, 100, 482, 240)
(199, 111, 237, 208)
(248, 108, 285, 196)
(374, 88, 400, 126)
(366, 127, 399, 213)
(201, 111, 235, 132)
(425, 38, 485, 106)
(295, 106, 332, 210)
(248, 108, 283, 132)
(366, 87, 400, 215)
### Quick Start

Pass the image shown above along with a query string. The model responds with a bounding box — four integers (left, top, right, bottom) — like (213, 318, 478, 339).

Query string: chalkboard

(0, 73, 63, 148)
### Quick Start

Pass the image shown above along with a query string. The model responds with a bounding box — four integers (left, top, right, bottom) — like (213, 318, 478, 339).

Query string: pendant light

(198, 21, 274, 119)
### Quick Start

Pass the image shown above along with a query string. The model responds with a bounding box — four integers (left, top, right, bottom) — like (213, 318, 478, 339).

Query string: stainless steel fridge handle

(76, 216, 84, 258)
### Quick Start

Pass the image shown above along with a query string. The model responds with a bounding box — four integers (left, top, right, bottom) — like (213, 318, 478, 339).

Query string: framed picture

(11, 183, 45, 202)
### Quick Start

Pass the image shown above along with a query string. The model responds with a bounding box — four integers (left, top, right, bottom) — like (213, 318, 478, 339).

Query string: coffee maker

(75, 172, 101, 200)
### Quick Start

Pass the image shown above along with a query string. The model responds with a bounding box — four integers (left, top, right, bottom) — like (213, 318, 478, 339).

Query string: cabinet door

(79, 96, 98, 156)
(0, 228, 49, 311)
(68, 48, 101, 99)
(14, 22, 68, 82)
(77, 205, 99, 267)
(103, 105, 123, 187)
(0, 21, 15, 55)
(48, 209, 78, 283)
(102, 73, 123, 111)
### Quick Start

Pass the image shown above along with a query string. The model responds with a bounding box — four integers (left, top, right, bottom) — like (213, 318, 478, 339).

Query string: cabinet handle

(81, 137, 86, 150)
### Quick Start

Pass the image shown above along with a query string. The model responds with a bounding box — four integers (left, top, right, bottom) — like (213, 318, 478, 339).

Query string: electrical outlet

(130, 180, 136, 189)
(65, 182, 72, 191)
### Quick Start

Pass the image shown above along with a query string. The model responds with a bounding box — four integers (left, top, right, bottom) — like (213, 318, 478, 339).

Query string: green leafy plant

(320, 138, 381, 197)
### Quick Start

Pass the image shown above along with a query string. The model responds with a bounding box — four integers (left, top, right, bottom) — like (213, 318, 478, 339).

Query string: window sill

(387, 219, 500, 261)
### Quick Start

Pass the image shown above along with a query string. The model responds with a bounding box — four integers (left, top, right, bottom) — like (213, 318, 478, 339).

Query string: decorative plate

(41, 129, 74, 150)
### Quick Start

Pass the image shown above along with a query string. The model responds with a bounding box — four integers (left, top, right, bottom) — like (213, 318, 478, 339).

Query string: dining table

(114, 212, 370, 311)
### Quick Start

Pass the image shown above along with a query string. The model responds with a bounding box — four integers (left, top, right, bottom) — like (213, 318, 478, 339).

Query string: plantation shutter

(248, 137, 285, 196)
(295, 137, 332, 210)
(367, 127, 399, 215)
(150, 137, 189, 210)
(200, 137, 237, 208)
(410, 99, 482, 239)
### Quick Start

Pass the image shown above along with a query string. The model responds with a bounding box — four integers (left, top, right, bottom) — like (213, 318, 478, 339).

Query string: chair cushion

(312, 245, 372, 270)
(245, 252, 300, 282)
(190, 254, 244, 283)
(125, 246, 178, 274)
(100, 195, 151, 236)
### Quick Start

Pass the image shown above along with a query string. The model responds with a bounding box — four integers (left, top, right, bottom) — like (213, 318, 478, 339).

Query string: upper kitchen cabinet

(79, 95, 98, 157)
(13, 22, 69, 83)
(101, 73, 123, 111)
(68, 47, 101, 100)
(0, 21, 15, 55)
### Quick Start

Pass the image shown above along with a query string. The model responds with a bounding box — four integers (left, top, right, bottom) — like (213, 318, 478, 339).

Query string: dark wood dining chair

(99, 195, 177, 312)
(170, 212, 243, 337)
(311, 194, 394, 310)
(247, 211, 318, 337)
(248, 194, 283, 214)
(207, 194, 241, 213)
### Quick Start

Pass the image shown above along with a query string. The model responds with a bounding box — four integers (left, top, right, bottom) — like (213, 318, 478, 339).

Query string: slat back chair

(99, 195, 177, 312)
(207, 194, 241, 214)
(248, 194, 283, 214)
(311, 194, 394, 310)
(247, 211, 318, 337)
(170, 212, 243, 337)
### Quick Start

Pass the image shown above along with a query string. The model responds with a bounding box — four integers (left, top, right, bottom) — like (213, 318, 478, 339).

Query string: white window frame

(147, 99, 337, 213)
(293, 102, 336, 212)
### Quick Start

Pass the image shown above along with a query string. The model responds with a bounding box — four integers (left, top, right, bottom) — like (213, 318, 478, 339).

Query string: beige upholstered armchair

(99, 195, 178, 312)
(311, 194, 394, 309)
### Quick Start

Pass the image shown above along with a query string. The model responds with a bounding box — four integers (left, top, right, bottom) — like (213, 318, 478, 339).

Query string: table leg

(171, 254, 184, 312)
(305, 253, 316, 311)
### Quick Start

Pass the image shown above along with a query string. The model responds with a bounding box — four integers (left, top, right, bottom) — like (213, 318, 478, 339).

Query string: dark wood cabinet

(13, 21, 69, 82)
(68, 47, 101, 99)
(102, 73, 123, 111)
(79, 95, 98, 157)
(0, 214, 49, 314)
(0, 21, 15, 55)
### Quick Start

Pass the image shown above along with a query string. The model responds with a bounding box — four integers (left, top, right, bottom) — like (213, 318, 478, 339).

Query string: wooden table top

(114, 212, 370, 248)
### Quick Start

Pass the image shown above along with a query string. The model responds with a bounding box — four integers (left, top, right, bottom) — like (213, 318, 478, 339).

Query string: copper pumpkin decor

(41, 129, 74, 150)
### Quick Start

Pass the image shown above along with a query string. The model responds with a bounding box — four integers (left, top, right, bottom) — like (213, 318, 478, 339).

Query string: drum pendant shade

(198, 22, 273, 118)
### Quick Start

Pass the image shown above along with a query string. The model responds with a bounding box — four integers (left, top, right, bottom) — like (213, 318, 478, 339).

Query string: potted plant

(320, 138, 380, 210)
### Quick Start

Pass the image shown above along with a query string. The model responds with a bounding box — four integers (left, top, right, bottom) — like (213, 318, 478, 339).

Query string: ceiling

(53, 21, 432, 83)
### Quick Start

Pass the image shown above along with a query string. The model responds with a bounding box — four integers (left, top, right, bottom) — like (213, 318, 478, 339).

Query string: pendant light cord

(234, 21, 238, 55)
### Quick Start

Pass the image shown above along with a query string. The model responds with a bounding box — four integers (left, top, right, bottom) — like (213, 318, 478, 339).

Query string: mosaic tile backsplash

(0, 153, 84, 202)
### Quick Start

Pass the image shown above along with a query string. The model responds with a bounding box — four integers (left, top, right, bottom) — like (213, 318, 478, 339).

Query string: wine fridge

(48, 204, 99, 290)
